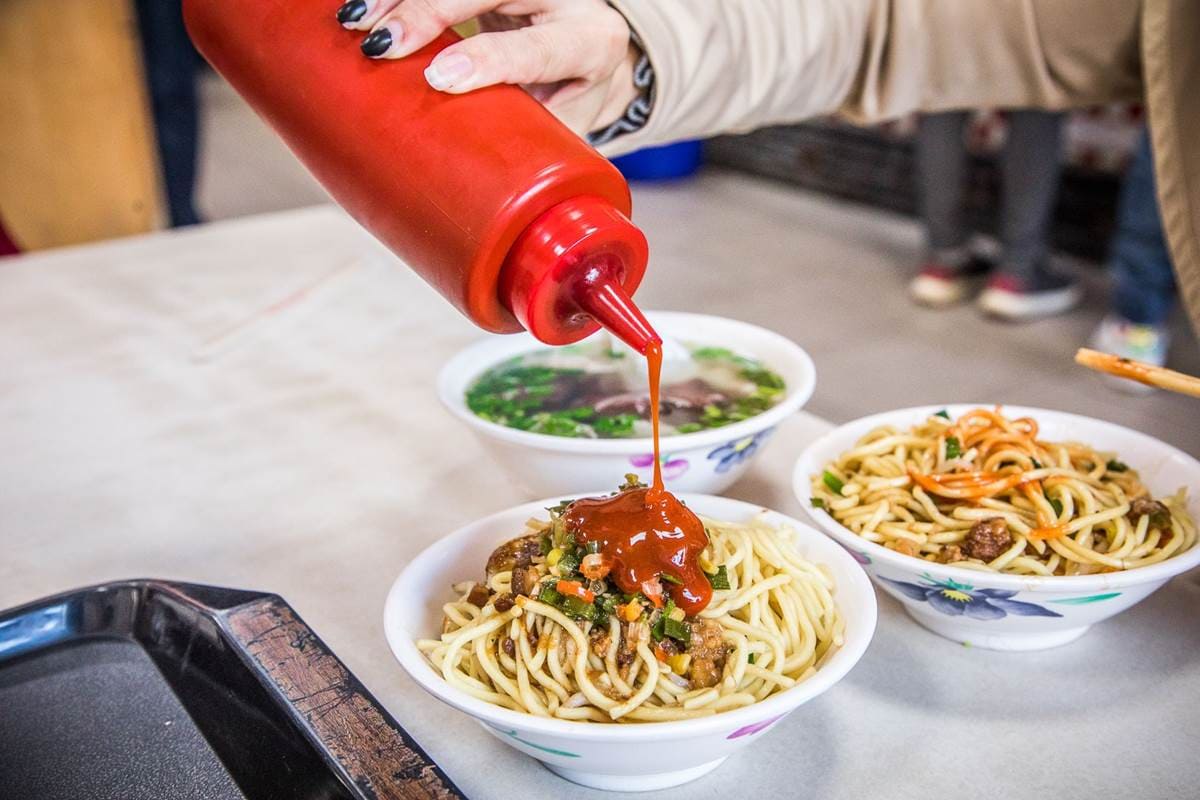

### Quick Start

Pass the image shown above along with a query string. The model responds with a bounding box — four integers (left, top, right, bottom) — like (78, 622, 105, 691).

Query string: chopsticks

(1075, 348, 1200, 398)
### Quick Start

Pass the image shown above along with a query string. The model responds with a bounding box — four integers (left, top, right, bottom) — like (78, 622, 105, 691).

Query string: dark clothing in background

(1111, 132, 1176, 325)
(135, 0, 201, 227)
(916, 110, 1064, 276)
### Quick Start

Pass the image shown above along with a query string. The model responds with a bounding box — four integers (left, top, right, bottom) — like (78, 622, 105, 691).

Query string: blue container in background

(611, 140, 703, 182)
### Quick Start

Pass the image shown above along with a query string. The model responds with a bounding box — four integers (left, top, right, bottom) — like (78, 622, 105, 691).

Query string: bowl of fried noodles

(383, 489, 875, 791)
(794, 404, 1200, 651)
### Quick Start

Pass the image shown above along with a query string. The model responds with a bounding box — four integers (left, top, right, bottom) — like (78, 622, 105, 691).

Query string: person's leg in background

(1091, 130, 1176, 389)
(909, 111, 993, 306)
(977, 110, 1081, 319)
(136, 0, 201, 227)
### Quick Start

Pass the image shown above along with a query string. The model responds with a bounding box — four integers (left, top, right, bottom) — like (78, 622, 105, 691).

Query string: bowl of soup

(438, 312, 816, 496)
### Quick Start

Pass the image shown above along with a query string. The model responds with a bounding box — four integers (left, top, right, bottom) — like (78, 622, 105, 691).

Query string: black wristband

(587, 22, 655, 147)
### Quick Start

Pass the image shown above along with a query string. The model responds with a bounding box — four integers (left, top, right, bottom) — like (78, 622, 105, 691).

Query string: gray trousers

(916, 110, 1065, 277)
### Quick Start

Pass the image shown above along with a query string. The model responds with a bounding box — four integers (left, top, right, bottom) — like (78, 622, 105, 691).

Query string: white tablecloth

(2, 206, 1197, 800)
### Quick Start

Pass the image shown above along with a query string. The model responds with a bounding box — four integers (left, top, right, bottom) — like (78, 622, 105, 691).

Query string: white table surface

(2, 206, 1197, 800)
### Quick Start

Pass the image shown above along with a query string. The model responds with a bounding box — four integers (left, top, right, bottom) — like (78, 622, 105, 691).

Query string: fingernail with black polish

(336, 0, 368, 27)
(361, 27, 393, 57)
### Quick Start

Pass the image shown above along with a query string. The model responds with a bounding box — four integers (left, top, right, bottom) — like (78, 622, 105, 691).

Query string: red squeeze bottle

(183, 0, 660, 354)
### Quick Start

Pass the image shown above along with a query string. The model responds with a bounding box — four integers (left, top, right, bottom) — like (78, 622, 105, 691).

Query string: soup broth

(465, 339, 786, 438)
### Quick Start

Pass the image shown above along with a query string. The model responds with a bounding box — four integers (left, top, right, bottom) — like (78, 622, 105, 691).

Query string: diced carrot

(1028, 524, 1067, 542)
(654, 645, 668, 663)
(556, 580, 595, 604)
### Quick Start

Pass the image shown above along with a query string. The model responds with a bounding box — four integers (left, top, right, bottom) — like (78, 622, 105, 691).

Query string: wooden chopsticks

(1075, 348, 1200, 398)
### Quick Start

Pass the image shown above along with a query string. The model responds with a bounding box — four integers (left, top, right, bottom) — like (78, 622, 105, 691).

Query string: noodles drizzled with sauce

(811, 407, 1196, 576)
(416, 512, 842, 722)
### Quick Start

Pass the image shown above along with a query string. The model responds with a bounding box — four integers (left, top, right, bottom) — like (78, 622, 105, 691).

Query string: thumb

(424, 23, 594, 94)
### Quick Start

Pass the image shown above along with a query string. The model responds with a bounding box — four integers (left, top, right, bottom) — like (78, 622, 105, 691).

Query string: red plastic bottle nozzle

(500, 196, 659, 354)
(571, 273, 662, 355)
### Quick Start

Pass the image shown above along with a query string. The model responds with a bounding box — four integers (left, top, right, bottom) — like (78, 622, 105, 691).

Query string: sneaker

(1089, 314, 1170, 394)
(909, 255, 993, 307)
(977, 267, 1082, 320)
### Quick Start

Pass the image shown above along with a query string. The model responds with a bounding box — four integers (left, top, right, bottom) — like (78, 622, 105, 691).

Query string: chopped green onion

(748, 653, 757, 665)
(944, 436, 962, 460)
(651, 600, 689, 644)
(676, 423, 704, 434)
(660, 573, 683, 586)
(561, 596, 597, 621)
(556, 551, 581, 576)
(810, 497, 826, 510)
(651, 599, 672, 641)
(822, 471, 844, 494)
(1106, 459, 1129, 473)
(691, 347, 735, 360)
(591, 413, 638, 438)
(1031, 458, 1043, 469)
(595, 594, 619, 624)
(662, 617, 691, 644)
(538, 582, 563, 606)
(539, 581, 596, 620)
(527, 412, 592, 438)
(934, 409, 951, 419)
(740, 366, 786, 392)
(705, 565, 731, 591)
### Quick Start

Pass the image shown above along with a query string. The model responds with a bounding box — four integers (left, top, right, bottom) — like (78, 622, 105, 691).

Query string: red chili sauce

(562, 341, 713, 616)
(563, 487, 711, 615)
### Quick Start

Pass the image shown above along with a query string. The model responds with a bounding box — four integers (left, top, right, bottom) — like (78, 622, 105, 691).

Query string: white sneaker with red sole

(977, 269, 1082, 320)
(909, 258, 993, 307)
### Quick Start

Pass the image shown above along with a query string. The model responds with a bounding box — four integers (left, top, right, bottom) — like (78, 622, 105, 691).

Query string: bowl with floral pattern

(384, 493, 876, 792)
(438, 312, 816, 498)
(793, 405, 1200, 651)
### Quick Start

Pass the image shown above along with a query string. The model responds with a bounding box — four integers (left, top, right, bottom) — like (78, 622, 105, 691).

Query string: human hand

(335, 0, 639, 134)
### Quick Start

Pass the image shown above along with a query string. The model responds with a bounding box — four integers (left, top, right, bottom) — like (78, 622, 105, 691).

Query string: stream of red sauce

(646, 340, 664, 499)
(560, 334, 712, 616)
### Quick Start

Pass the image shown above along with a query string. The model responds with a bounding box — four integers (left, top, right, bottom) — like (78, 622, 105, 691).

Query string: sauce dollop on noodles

(564, 487, 712, 615)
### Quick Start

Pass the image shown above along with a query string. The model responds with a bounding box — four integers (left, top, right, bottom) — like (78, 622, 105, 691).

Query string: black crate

(705, 122, 1121, 263)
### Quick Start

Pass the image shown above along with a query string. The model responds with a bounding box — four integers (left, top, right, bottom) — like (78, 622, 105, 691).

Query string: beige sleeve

(601, 0, 1143, 156)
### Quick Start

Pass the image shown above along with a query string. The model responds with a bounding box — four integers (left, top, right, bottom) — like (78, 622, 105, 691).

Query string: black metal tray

(0, 580, 464, 800)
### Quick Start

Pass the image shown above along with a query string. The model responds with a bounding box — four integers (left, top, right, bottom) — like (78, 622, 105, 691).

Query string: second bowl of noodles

(793, 404, 1200, 651)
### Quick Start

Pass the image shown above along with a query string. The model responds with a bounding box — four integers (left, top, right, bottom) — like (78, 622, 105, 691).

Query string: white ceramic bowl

(438, 312, 816, 497)
(793, 404, 1200, 651)
(383, 493, 876, 792)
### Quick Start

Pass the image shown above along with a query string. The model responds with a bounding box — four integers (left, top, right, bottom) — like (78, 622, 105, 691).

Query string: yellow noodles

(417, 515, 843, 723)
(812, 408, 1196, 576)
